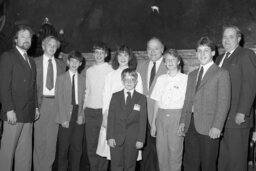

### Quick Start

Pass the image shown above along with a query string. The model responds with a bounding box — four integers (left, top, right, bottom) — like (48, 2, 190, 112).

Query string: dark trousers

(84, 108, 108, 171)
(57, 105, 84, 171)
(140, 123, 159, 171)
(183, 115, 219, 171)
(218, 128, 250, 171)
(110, 139, 138, 171)
(80, 128, 90, 171)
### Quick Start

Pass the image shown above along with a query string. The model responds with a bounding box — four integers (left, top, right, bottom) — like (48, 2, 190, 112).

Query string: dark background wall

(1, 0, 256, 52)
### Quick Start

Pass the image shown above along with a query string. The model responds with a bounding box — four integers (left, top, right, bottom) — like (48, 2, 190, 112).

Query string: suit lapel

(197, 64, 217, 91)
(77, 74, 83, 106)
(15, 48, 31, 71)
(56, 59, 64, 76)
(140, 61, 150, 95)
(37, 57, 44, 94)
(65, 72, 72, 104)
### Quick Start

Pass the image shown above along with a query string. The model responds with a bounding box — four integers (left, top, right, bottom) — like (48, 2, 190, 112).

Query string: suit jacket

(55, 72, 85, 124)
(106, 90, 147, 146)
(180, 64, 231, 135)
(34, 56, 65, 107)
(0, 48, 37, 123)
(215, 46, 256, 128)
(137, 59, 167, 126)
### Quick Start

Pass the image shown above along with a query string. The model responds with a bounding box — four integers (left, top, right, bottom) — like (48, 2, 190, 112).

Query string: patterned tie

(221, 52, 231, 68)
(46, 59, 54, 90)
(195, 67, 204, 92)
(71, 74, 76, 105)
(23, 52, 31, 68)
(149, 62, 156, 88)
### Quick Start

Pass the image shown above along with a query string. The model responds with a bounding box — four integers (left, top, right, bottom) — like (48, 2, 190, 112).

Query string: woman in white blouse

(151, 49, 188, 171)
(96, 45, 143, 159)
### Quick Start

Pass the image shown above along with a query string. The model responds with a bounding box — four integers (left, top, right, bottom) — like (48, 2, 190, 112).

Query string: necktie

(221, 52, 230, 68)
(46, 59, 54, 90)
(195, 67, 204, 92)
(149, 62, 156, 88)
(126, 92, 132, 109)
(23, 53, 31, 68)
(71, 74, 76, 105)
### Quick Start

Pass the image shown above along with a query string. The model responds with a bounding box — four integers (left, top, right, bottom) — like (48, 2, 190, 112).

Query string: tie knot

(225, 52, 230, 58)
(127, 92, 131, 97)
(200, 66, 204, 72)
(153, 62, 156, 66)
(48, 59, 52, 62)
(23, 52, 28, 58)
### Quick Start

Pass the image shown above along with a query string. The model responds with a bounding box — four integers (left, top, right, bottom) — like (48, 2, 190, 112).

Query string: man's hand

(61, 121, 69, 128)
(76, 116, 84, 125)
(108, 139, 116, 148)
(177, 123, 185, 137)
(102, 111, 108, 128)
(235, 113, 245, 125)
(209, 127, 221, 139)
(150, 124, 156, 137)
(35, 108, 40, 121)
(7, 110, 17, 125)
(136, 141, 143, 149)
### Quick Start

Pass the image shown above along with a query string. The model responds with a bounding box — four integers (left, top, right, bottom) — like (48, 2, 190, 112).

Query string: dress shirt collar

(124, 88, 134, 98)
(69, 70, 78, 79)
(43, 54, 55, 62)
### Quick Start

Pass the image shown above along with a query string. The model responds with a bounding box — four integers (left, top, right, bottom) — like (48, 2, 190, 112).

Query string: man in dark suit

(137, 37, 167, 171)
(216, 25, 256, 171)
(178, 36, 231, 171)
(33, 36, 65, 171)
(107, 68, 147, 171)
(0, 25, 39, 171)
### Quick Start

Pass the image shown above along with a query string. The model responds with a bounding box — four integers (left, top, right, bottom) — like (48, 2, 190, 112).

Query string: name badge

(133, 104, 141, 111)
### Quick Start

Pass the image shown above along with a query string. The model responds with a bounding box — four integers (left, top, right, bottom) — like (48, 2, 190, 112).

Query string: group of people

(0, 24, 255, 171)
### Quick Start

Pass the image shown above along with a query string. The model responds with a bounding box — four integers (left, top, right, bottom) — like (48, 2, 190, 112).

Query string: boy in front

(107, 68, 147, 171)
(55, 51, 85, 171)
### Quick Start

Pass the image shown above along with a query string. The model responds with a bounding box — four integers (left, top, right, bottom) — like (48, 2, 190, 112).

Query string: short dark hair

(93, 41, 108, 53)
(68, 50, 84, 62)
(14, 25, 33, 44)
(196, 36, 216, 51)
(112, 45, 137, 70)
(121, 68, 138, 81)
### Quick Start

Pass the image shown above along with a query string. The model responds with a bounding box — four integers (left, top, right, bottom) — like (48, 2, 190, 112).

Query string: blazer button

(24, 80, 26, 82)
(166, 114, 170, 117)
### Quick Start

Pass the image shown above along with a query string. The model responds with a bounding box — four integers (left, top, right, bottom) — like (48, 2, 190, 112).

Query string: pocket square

(134, 104, 141, 111)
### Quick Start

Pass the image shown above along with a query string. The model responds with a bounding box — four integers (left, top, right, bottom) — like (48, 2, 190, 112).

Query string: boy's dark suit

(55, 71, 85, 171)
(180, 63, 230, 171)
(107, 90, 147, 171)
(33, 56, 65, 171)
(0, 47, 37, 171)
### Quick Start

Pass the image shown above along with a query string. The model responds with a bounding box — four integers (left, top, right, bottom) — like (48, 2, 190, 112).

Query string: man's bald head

(147, 37, 164, 62)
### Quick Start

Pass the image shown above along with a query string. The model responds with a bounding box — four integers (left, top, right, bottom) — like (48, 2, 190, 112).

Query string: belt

(43, 95, 55, 99)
